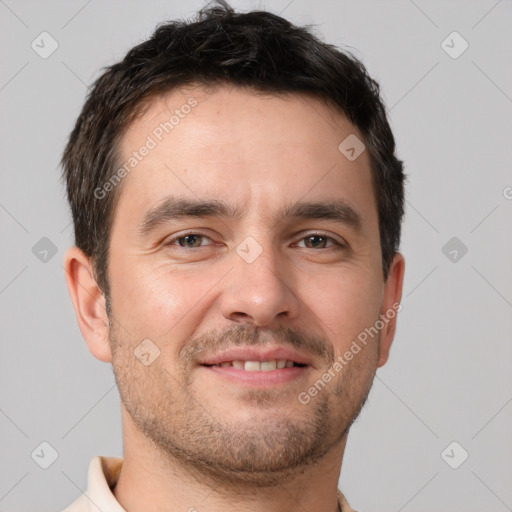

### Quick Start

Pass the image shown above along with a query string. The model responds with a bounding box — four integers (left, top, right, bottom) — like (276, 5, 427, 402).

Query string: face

(103, 84, 402, 486)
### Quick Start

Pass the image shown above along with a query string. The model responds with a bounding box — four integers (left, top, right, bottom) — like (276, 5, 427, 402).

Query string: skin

(64, 83, 405, 512)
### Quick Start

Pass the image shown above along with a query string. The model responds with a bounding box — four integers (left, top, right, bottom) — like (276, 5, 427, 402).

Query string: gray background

(1, 0, 511, 510)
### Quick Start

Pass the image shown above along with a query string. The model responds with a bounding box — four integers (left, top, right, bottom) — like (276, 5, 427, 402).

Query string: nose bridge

(220, 235, 300, 326)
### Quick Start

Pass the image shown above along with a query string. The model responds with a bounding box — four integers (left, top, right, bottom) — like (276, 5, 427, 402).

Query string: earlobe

(63, 246, 113, 363)
(376, 252, 405, 368)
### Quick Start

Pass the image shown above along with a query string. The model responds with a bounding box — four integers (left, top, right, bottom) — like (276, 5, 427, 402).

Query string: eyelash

(165, 231, 346, 250)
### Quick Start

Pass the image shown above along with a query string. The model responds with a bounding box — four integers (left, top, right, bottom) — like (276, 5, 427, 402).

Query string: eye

(164, 232, 346, 251)
(296, 233, 345, 250)
(165, 232, 213, 249)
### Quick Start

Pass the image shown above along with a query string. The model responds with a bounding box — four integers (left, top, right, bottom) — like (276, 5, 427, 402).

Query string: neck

(113, 407, 347, 512)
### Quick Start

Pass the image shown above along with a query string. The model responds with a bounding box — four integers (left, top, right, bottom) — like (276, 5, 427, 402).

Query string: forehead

(112, 84, 377, 235)
(124, 84, 363, 158)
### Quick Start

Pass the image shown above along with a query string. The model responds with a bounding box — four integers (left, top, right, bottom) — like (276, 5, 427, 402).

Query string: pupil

(307, 235, 325, 248)
(181, 235, 200, 247)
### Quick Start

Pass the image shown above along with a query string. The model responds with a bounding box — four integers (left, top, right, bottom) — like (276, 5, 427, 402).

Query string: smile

(204, 359, 306, 371)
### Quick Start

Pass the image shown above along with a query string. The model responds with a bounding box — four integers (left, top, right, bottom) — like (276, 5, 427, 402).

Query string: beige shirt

(62, 456, 356, 512)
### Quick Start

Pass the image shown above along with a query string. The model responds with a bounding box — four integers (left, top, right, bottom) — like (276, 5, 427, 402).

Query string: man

(61, 1, 406, 510)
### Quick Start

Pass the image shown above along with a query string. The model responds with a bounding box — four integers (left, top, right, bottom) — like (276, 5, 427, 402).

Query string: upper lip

(199, 345, 313, 367)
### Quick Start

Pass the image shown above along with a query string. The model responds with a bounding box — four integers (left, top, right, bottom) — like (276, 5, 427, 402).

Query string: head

(62, 0, 406, 488)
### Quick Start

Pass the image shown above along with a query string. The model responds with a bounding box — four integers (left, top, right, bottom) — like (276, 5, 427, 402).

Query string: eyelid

(165, 230, 347, 249)
(292, 230, 347, 248)
(165, 230, 215, 247)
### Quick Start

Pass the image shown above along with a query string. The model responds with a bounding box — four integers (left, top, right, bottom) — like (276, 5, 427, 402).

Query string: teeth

(261, 360, 277, 371)
(213, 359, 300, 371)
(244, 361, 260, 372)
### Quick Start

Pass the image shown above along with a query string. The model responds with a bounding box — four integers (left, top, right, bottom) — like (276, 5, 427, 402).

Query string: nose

(220, 242, 301, 328)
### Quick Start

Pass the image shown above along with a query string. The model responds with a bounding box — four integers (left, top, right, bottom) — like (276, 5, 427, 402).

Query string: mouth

(200, 362, 310, 386)
(203, 359, 307, 371)
(198, 346, 313, 386)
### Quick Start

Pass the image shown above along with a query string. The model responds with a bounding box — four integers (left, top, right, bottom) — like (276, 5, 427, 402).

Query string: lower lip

(200, 365, 310, 386)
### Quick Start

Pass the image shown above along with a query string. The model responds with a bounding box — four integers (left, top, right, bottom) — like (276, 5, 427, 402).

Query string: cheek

(307, 269, 382, 350)
(110, 260, 219, 345)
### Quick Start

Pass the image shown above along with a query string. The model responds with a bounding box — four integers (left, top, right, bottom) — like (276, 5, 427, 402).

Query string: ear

(376, 252, 405, 368)
(63, 246, 112, 363)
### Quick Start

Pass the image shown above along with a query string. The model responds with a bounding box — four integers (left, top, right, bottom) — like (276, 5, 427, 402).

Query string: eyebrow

(137, 195, 364, 237)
